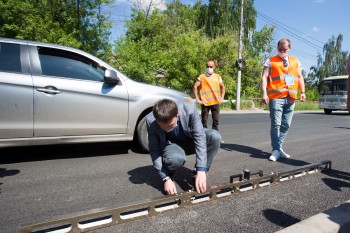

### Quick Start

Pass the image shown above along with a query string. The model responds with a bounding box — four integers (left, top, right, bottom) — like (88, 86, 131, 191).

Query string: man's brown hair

(277, 38, 291, 48)
(153, 99, 178, 123)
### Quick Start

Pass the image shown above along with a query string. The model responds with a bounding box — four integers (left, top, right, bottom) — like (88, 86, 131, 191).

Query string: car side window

(0, 43, 21, 73)
(38, 47, 104, 82)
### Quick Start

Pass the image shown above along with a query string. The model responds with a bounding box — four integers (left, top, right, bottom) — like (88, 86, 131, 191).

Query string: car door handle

(36, 86, 61, 95)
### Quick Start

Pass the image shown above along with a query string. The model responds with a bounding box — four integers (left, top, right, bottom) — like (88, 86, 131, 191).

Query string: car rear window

(0, 43, 21, 73)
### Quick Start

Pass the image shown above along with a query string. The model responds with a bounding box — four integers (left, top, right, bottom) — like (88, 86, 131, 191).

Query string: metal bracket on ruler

(19, 160, 332, 233)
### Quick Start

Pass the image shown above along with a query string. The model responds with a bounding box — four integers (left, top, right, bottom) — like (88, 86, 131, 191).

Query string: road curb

(276, 199, 350, 233)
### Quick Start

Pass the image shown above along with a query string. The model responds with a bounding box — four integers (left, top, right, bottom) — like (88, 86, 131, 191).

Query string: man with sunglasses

(261, 38, 306, 162)
(193, 60, 226, 143)
(146, 99, 221, 195)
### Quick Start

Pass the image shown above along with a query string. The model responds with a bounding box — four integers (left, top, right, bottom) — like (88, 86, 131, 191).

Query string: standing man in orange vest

(193, 60, 225, 143)
(261, 38, 306, 162)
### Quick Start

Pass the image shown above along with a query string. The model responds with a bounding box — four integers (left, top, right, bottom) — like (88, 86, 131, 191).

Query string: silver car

(0, 37, 189, 151)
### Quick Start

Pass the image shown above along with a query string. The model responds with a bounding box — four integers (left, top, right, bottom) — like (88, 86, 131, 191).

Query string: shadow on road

(0, 168, 20, 194)
(339, 223, 350, 233)
(275, 157, 311, 167)
(221, 143, 270, 159)
(0, 167, 20, 178)
(0, 141, 142, 164)
(322, 169, 350, 191)
(264, 204, 350, 232)
(128, 165, 163, 193)
(127, 166, 194, 195)
(263, 209, 300, 227)
(334, 126, 350, 130)
(221, 143, 310, 166)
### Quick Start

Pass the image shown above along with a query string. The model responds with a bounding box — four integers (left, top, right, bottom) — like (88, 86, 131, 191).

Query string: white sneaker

(280, 149, 291, 159)
(269, 150, 281, 161)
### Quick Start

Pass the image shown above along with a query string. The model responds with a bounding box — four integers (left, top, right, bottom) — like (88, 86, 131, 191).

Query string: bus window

(333, 79, 347, 95)
(319, 79, 347, 95)
(320, 80, 332, 95)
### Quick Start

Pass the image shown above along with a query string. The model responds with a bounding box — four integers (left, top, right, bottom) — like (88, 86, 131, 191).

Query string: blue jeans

(269, 98, 295, 151)
(162, 128, 221, 172)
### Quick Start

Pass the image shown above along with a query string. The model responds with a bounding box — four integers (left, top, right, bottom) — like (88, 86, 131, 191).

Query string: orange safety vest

(198, 73, 222, 106)
(267, 56, 299, 100)
(347, 75, 350, 110)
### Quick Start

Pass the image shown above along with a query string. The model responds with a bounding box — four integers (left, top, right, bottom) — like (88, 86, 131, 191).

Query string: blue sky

(111, 0, 350, 72)
(253, 0, 350, 72)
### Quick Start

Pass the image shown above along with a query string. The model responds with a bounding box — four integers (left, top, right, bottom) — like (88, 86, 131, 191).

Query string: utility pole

(236, 0, 244, 110)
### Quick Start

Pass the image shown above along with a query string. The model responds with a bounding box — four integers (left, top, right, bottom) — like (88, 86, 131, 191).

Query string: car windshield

(319, 79, 347, 95)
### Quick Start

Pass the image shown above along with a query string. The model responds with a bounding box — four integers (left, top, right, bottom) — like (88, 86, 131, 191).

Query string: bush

(231, 100, 256, 110)
(294, 101, 319, 111)
(197, 99, 320, 111)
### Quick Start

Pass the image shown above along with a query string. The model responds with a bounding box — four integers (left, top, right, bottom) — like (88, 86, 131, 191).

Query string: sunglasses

(207, 66, 214, 68)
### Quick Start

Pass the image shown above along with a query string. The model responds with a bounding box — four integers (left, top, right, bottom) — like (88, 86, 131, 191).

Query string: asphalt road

(1, 111, 350, 233)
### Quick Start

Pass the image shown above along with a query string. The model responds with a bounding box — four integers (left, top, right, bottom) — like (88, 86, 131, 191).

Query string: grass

(222, 99, 320, 111)
(294, 101, 320, 111)
(197, 100, 321, 111)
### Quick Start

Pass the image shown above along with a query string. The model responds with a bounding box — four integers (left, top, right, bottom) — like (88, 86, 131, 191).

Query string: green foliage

(231, 100, 256, 110)
(113, 3, 241, 98)
(0, 0, 112, 55)
(250, 25, 275, 59)
(304, 87, 319, 101)
(294, 101, 320, 111)
(196, 0, 256, 40)
(307, 34, 348, 85)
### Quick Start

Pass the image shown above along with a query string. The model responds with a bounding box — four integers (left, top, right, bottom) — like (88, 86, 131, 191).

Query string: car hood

(124, 78, 191, 102)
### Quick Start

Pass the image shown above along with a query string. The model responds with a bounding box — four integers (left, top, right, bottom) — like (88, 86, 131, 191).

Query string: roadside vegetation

(209, 99, 319, 111)
(1, 0, 348, 110)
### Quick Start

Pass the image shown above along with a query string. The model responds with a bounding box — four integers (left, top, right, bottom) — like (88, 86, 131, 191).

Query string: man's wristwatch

(163, 176, 171, 183)
(301, 92, 305, 94)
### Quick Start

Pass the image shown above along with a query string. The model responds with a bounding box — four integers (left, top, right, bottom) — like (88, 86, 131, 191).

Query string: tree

(0, 0, 113, 55)
(113, 0, 278, 100)
(113, 1, 241, 97)
(195, 0, 256, 40)
(308, 34, 348, 85)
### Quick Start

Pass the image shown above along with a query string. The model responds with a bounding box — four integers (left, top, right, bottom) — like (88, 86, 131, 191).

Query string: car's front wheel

(136, 115, 149, 152)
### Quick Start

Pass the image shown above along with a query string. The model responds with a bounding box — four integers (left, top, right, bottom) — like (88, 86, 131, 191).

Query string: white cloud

(312, 26, 320, 32)
(314, 0, 325, 3)
(129, 0, 167, 12)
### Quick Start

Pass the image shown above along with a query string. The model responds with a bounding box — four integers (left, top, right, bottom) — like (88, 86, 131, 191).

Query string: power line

(257, 13, 322, 51)
(292, 48, 319, 60)
(257, 11, 325, 45)
(257, 12, 323, 51)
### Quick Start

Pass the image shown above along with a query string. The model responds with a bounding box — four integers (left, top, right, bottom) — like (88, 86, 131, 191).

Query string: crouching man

(146, 99, 221, 195)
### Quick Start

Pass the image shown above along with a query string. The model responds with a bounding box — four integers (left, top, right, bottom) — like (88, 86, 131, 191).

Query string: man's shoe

(269, 150, 281, 161)
(280, 149, 291, 159)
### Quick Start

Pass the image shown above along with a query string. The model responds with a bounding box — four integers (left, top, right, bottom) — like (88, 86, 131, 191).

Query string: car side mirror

(104, 69, 120, 84)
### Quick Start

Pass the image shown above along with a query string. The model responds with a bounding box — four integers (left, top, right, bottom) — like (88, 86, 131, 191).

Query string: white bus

(318, 75, 348, 114)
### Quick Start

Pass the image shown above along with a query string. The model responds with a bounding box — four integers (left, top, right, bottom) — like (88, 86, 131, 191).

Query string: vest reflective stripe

(199, 73, 221, 106)
(267, 56, 299, 99)
(201, 90, 221, 95)
(268, 88, 297, 95)
(268, 76, 298, 82)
